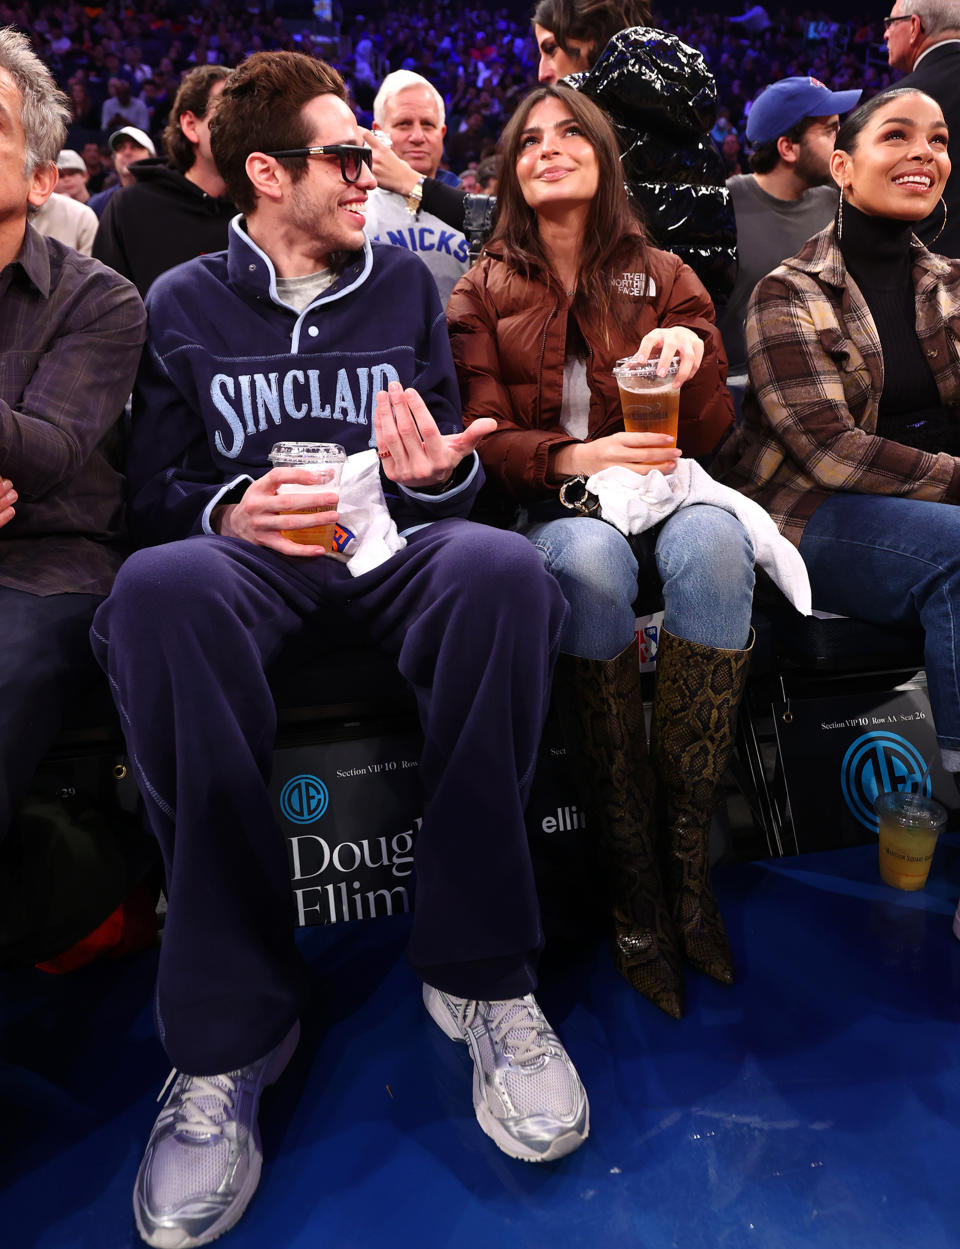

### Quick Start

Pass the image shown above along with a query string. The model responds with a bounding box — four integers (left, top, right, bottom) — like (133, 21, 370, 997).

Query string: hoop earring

(928, 196, 948, 246)
(836, 193, 844, 242)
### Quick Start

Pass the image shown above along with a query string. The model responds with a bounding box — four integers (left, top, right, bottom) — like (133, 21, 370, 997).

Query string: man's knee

(97, 541, 230, 643)
(433, 522, 553, 584)
(427, 522, 568, 623)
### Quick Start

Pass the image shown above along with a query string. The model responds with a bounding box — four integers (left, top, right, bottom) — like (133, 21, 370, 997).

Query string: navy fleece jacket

(128, 217, 481, 546)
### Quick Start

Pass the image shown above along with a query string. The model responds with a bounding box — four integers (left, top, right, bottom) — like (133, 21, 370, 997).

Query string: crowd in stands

(5, 1, 905, 190)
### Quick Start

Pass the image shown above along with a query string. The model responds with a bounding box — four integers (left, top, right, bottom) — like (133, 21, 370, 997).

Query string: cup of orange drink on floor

(874, 791, 946, 891)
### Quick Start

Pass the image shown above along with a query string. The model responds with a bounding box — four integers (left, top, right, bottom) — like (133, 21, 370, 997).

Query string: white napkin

(329, 448, 406, 576)
(586, 459, 812, 615)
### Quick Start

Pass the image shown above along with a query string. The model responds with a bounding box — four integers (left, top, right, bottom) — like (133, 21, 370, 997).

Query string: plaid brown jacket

(716, 223, 960, 545)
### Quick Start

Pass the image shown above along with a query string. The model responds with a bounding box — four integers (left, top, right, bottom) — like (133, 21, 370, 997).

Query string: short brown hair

(748, 116, 818, 175)
(163, 64, 230, 173)
(209, 51, 346, 216)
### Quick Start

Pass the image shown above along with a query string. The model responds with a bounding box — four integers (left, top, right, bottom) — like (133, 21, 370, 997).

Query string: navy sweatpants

(91, 519, 568, 1073)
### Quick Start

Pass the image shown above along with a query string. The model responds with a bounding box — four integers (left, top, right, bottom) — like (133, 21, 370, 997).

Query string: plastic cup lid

(268, 441, 346, 465)
(873, 790, 947, 830)
(613, 354, 680, 379)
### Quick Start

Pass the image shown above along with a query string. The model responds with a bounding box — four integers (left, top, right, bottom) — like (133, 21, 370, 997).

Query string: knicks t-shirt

(363, 187, 470, 308)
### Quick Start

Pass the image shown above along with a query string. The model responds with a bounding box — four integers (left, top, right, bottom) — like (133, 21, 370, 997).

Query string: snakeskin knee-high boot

(650, 628, 753, 986)
(556, 644, 684, 1019)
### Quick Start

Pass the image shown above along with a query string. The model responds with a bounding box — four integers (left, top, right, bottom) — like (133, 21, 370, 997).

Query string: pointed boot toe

(682, 929, 735, 985)
(613, 916, 686, 1019)
(677, 883, 735, 985)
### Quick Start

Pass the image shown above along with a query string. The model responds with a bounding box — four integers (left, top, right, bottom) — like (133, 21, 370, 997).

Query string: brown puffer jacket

(446, 243, 734, 500)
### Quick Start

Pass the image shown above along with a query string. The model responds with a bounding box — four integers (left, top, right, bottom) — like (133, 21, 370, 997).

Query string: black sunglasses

(263, 143, 373, 183)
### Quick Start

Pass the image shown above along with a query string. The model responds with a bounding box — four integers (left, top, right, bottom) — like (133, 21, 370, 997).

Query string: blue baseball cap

(746, 76, 862, 145)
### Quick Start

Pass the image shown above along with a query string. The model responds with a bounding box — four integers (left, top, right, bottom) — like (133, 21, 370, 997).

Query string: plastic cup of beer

(268, 441, 346, 547)
(613, 355, 681, 443)
(874, 791, 947, 891)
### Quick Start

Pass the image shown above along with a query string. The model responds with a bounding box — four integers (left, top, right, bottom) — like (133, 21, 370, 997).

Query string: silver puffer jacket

(569, 26, 737, 307)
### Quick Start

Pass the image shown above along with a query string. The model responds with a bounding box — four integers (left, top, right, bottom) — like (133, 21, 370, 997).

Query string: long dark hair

(531, 0, 651, 67)
(489, 85, 648, 327)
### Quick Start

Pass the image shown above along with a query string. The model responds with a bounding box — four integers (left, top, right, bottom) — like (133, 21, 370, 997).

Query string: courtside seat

(754, 588, 923, 676)
(18, 644, 417, 967)
(268, 640, 416, 737)
(50, 640, 416, 761)
(52, 677, 127, 759)
(736, 582, 925, 857)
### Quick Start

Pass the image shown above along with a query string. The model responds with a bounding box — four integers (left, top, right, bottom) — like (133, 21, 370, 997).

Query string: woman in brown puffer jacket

(447, 86, 754, 1020)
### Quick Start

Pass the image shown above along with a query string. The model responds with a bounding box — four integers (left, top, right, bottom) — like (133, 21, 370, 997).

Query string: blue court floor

(3, 834, 959, 1249)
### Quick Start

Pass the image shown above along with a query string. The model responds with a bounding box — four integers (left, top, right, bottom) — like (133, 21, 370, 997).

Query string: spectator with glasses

(94, 50, 590, 1249)
(884, 0, 960, 255)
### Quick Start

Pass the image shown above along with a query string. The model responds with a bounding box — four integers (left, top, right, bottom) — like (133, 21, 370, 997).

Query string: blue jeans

(519, 505, 756, 659)
(800, 493, 960, 749)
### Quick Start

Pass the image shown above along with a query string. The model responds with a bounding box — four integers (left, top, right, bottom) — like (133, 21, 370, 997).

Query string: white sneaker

(424, 984, 589, 1162)
(133, 1021, 299, 1247)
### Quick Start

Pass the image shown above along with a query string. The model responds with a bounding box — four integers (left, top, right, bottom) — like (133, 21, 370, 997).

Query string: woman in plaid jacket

(720, 86, 960, 785)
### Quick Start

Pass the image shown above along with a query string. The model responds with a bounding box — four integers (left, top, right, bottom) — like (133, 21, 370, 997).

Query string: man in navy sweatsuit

(92, 51, 590, 1248)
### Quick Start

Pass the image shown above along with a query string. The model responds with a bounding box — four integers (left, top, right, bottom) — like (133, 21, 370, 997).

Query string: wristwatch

(405, 176, 425, 216)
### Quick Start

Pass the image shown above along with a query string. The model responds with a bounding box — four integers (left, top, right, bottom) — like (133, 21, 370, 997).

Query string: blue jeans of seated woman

(799, 493, 960, 749)
(519, 504, 756, 660)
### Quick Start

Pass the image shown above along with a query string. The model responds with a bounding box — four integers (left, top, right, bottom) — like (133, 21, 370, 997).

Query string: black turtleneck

(839, 201, 959, 452)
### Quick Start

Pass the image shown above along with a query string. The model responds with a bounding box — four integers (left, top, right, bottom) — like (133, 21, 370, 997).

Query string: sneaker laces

(457, 997, 550, 1066)
(157, 1068, 237, 1140)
